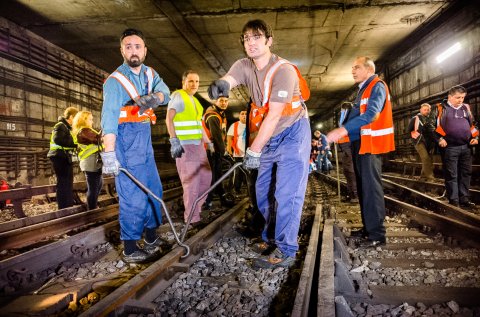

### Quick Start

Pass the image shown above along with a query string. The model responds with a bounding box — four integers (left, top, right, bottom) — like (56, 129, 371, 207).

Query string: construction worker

(47, 106, 78, 210)
(208, 19, 311, 268)
(408, 103, 436, 182)
(100, 28, 170, 263)
(326, 56, 395, 248)
(337, 102, 358, 202)
(165, 70, 212, 226)
(203, 96, 235, 208)
(434, 85, 478, 209)
(227, 110, 247, 193)
(72, 110, 103, 210)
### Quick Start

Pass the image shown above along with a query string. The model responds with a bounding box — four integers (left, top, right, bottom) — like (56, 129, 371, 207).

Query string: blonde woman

(72, 111, 103, 210)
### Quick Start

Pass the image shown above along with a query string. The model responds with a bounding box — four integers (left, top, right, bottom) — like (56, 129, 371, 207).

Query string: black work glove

(135, 94, 162, 114)
(207, 79, 230, 100)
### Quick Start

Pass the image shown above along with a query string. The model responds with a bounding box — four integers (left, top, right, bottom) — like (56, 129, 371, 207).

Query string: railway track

(0, 177, 325, 317)
(315, 172, 480, 317)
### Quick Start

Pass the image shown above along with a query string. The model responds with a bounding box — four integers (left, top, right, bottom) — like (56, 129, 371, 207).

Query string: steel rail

(80, 199, 249, 317)
(0, 187, 182, 251)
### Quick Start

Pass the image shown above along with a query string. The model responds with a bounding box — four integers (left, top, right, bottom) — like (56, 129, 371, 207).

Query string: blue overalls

(256, 117, 311, 257)
(102, 63, 170, 241)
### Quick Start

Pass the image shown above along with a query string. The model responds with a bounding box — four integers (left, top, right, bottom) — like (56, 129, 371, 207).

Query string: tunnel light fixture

(436, 42, 462, 64)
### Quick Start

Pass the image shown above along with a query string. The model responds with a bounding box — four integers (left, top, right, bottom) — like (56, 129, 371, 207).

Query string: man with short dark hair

(101, 28, 170, 263)
(203, 96, 234, 208)
(208, 19, 311, 268)
(435, 85, 478, 208)
(165, 70, 212, 225)
(337, 102, 358, 202)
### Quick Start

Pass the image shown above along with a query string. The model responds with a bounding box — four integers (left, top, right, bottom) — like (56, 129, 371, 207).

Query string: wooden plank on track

(292, 204, 323, 317)
(317, 219, 335, 317)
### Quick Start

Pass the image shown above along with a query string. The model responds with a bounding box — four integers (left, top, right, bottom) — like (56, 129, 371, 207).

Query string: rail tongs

(119, 167, 191, 257)
(120, 162, 244, 258)
(179, 162, 244, 246)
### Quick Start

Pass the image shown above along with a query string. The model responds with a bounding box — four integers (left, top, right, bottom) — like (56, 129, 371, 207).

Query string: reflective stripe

(360, 98, 369, 106)
(78, 143, 100, 160)
(119, 110, 127, 118)
(146, 67, 153, 94)
(174, 120, 202, 127)
(173, 89, 204, 141)
(176, 129, 203, 135)
(292, 100, 301, 108)
(361, 127, 394, 136)
(110, 71, 140, 99)
(262, 59, 289, 105)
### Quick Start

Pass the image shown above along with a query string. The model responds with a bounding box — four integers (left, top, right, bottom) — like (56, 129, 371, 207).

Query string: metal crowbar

(179, 162, 244, 243)
(119, 167, 191, 258)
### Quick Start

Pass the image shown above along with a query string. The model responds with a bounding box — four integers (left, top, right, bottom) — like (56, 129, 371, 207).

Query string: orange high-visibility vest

(338, 135, 350, 144)
(109, 67, 157, 125)
(249, 58, 310, 142)
(435, 102, 479, 138)
(202, 108, 227, 141)
(358, 77, 395, 155)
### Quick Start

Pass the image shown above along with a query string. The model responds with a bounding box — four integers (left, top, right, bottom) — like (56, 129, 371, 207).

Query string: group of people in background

(407, 86, 478, 208)
(48, 19, 478, 266)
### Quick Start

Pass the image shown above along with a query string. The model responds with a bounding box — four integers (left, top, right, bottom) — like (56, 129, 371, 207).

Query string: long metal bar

(118, 167, 190, 257)
(180, 162, 243, 243)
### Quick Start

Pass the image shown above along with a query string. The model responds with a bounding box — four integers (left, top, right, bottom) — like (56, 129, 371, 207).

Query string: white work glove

(243, 148, 261, 170)
(100, 151, 120, 176)
(169, 137, 184, 159)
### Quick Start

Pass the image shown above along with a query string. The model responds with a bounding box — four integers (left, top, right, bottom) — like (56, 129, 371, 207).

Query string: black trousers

(339, 142, 357, 198)
(232, 157, 246, 193)
(351, 140, 386, 240)
(85, 170, 103, 210)
(50, 156, 74, 209)
(440, 144, 472, 204)
(206, 152, 225, 203)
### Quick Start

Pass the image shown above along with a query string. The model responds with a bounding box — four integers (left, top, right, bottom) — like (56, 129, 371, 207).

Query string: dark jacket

(407, 112, 435, 149)
(204, 107, 226, 154)
(47, 117, 77, 158)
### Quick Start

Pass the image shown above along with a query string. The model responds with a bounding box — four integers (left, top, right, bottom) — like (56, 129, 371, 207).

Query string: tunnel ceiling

(0, 0, 452, 118)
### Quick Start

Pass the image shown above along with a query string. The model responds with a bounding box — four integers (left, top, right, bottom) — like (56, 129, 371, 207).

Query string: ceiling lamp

(436, 42, 462, 64)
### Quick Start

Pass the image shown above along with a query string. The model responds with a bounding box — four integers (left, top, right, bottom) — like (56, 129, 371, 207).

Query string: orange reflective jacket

(249, 58, 310, 140)
(202, 108, 227, 142)
(110, 67, 157, 125)
(435, 102, 479, 138)
(358, 77, 395, 155)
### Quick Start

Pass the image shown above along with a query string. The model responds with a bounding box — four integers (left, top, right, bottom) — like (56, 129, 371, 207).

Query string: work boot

(253, 248, 296, 269)
(122, 250, 155, 264)
(142, 237, 167, 255)
(220, 193, 235, 207)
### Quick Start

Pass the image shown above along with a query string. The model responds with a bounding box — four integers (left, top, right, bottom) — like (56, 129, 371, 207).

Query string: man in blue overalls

(100, 29, 170, 263)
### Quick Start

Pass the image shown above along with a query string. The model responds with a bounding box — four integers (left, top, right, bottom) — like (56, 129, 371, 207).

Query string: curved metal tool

(180, 162, 244, 243)
(119, 167, 191, 257)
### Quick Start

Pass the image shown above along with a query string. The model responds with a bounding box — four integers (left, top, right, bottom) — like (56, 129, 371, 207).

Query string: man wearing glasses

(208, 19, 310, 269)
(435, 85, 478, 209)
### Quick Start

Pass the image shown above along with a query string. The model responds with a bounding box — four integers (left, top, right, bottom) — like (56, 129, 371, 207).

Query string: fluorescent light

(436, 42, 461, 63)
